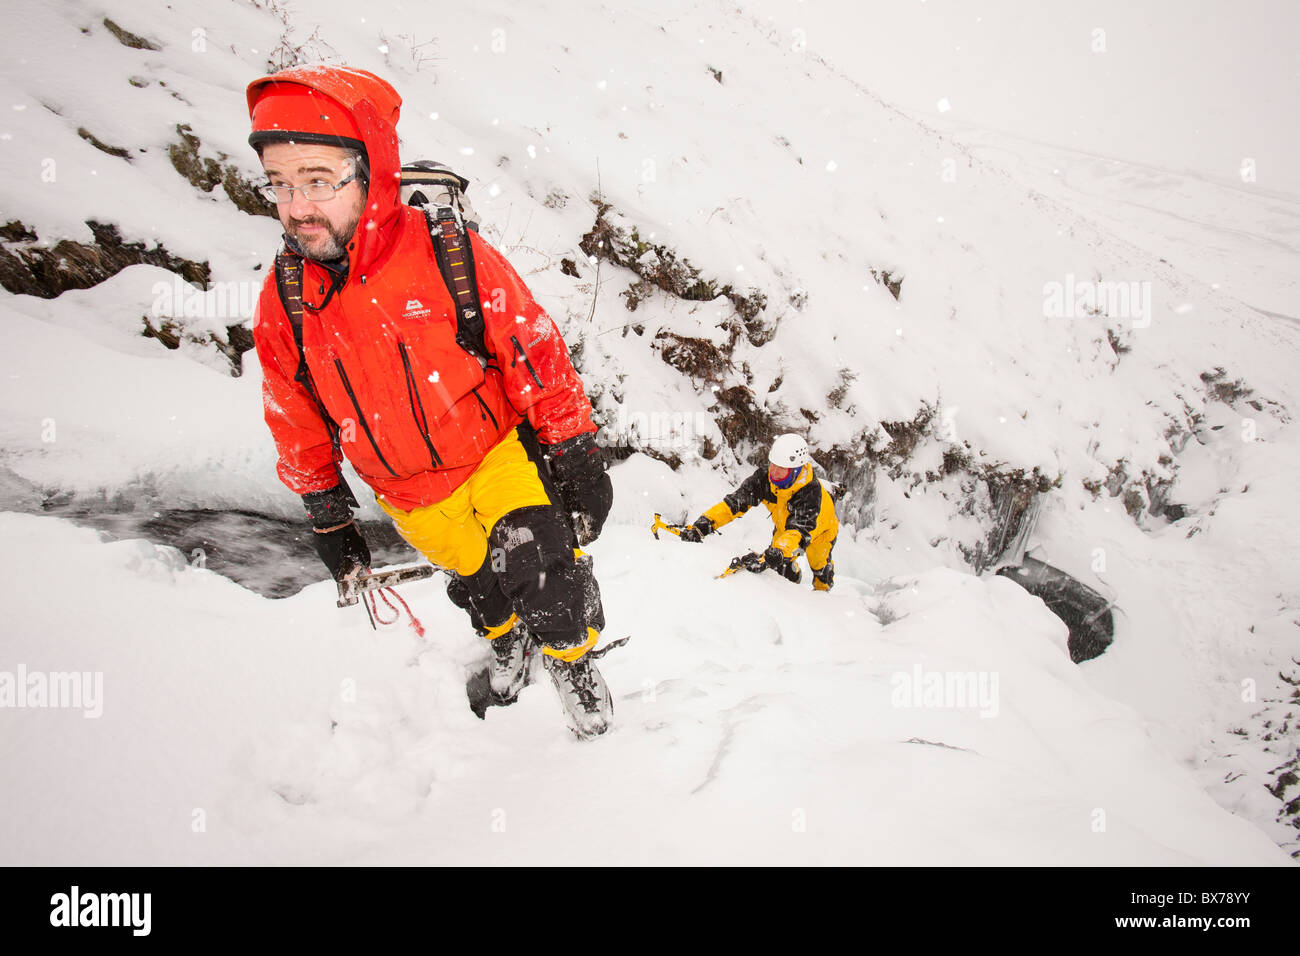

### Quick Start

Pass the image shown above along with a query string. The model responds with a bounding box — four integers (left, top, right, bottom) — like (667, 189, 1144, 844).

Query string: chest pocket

(394, 307, 487, 424)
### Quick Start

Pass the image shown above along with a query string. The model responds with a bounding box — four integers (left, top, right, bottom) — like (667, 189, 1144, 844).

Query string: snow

(0, 0, 1297, 863)
(0, 295, 283, 513)
(735, 0, 1300, 196)
(0, 510, 1287, 864)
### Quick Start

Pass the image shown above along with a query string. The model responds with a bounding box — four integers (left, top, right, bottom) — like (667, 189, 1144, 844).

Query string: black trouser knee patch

(489, 504, 605, 647)
(446, 553, 513, 634)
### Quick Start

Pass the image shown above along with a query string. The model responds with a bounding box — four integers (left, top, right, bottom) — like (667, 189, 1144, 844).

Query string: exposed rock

(0, 220, 209, 298)
(1103, 458, 1128, 497)
(654, 331, 733, 382)
(141, 314, 254, 377)
(867, 403, 937, 479)
(1107, 327, 1132, 357)
(169, 124, 277, 219)
(1122, 486, 1145, 517)
(827, 368, 857, 409)
(712, 384, 772, 461)
(579, 203, 772, 345)
(0, 221, 37, 243)
(818, 434, 878, 528)
(77, 127, 131, 160)
(649, 329, 776, 465)
(871, 267, 903, 300)
(1200, 367, 1253, 406)
(102, 17, 161, 51)
(997, 558, 1114, 662)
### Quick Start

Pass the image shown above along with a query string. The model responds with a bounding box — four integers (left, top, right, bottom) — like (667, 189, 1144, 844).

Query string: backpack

(397, 160, 488, 363)
(272, 160, 489, 450)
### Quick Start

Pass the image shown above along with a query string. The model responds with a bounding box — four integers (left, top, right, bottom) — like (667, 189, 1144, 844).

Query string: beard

(287, 207, 361, 262)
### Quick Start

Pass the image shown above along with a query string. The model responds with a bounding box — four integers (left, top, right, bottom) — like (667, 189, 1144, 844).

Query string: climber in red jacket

(247, 66, 613, 738)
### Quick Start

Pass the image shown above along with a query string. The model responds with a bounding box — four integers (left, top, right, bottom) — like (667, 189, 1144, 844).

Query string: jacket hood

(247, 66, 403, 277)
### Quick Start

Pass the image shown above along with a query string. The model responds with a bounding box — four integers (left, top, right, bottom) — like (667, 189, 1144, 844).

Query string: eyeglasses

(258, 173, 357, 204)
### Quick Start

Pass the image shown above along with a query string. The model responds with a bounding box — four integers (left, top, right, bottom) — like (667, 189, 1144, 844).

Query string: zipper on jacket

(510, 335, 545, 390)
(471, 387, 498, 429)
(397, 341, 444, 468)
(334, 357, 400, 477)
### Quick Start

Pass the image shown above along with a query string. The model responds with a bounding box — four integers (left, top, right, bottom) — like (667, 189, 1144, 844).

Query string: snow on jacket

(249, 67, 596, 511)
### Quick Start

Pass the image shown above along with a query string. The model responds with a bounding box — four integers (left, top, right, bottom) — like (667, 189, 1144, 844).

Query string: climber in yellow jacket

(679, 434, 839, 590)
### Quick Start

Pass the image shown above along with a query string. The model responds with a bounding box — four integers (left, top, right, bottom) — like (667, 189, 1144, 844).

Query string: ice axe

(716, 551, 766, 579)
(336, 563, 438, 634)
(651, 513, 689, 540)
(336, 562, 438, 608)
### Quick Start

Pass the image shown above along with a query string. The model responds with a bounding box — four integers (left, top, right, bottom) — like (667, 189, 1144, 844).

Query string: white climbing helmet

(769, 433, 811, 470)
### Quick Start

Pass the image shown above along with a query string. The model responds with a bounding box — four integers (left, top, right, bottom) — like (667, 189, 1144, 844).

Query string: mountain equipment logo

(50, 886, 151, 936)
(403, 298, 432, 319)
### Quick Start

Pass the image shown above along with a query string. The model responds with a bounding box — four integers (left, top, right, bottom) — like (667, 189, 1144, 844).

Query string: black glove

(728, 551, 766, 574)
(763, 546, 802, 583)
(678, 517, 713, 543)
(303, 486, 371, 582)
(312, 522, 371, 582)
(544, 432, 613, 546)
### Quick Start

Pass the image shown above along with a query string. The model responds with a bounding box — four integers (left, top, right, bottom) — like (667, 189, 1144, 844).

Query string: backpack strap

(274, 251, 355, 504)
(423, 207, 489, 363)
(273, 252, 311, 388)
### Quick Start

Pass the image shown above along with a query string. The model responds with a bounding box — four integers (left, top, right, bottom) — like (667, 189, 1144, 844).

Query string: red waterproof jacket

(250, 68, 596, 511)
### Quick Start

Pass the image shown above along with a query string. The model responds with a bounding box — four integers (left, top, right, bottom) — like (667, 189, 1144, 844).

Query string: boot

(483, 614, 529, 704)
(543, 632, 612, 739)
(812, 559, 834, 592)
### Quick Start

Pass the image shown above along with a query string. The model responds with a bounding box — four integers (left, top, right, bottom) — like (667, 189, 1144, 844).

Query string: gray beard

(288, 215, 358, 262)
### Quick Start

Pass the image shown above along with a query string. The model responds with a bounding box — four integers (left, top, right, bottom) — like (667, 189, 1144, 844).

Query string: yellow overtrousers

(377, 427, 551, 576)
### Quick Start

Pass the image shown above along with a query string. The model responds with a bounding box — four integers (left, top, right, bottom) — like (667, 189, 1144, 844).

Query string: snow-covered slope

(0, 508, 1289, 865)
(1, 0, 1296, 862)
